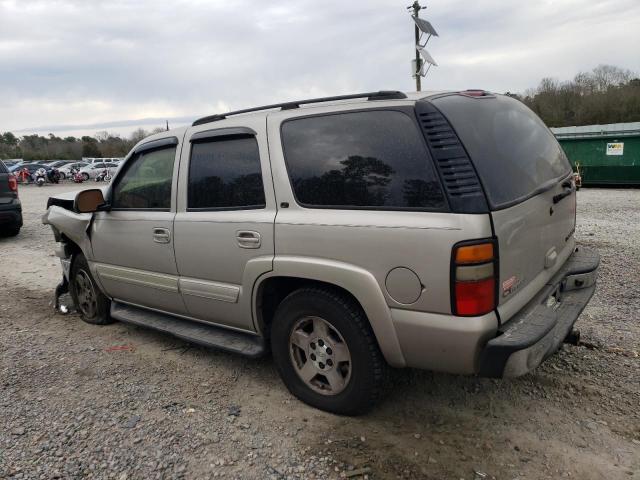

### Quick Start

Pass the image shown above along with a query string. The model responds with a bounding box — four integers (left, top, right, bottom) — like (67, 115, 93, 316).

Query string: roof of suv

(133, 90, 453, 152)
(191, 90, 449, 127)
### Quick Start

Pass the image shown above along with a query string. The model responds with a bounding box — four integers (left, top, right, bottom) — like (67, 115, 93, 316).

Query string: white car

(77, 162, 120, 181)
(58, 162, 88, 180)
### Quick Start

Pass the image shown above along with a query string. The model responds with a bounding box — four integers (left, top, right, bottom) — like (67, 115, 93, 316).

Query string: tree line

(513, 64, 640, 128)
(2, 64, 639, 161)
(0, 127, 165, 161)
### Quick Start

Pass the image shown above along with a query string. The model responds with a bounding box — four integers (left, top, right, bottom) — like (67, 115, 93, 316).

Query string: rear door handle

(153, 227, 171, 244)
(236, 230, 261, 249)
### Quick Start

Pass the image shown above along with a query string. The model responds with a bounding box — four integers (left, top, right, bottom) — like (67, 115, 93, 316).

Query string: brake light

(459, 89, 494, 98)
(8, 175, 18, 192)
(452, 240, 497, 316)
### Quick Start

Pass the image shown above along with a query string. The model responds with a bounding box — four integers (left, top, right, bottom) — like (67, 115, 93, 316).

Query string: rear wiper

(553, 180, 574, 204)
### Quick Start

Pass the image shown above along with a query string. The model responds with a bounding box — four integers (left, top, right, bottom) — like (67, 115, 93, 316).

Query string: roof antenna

(166, 120, 169, 131)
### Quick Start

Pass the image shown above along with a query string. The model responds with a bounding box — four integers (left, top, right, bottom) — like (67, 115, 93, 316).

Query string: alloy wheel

(75, 270, 97, 318)
(289, 316, 352, 395)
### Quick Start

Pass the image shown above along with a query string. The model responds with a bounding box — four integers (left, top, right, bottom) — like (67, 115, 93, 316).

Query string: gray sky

(2, 0, 639, 138)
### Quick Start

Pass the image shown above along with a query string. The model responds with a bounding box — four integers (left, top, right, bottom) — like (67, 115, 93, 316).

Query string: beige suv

(44, 90, 599, 414)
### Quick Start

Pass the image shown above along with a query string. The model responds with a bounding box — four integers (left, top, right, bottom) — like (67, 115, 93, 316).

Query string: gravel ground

(1, 184, 639, 480)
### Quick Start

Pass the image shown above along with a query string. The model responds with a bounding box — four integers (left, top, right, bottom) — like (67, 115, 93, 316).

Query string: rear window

(281, 110, 446, 210)
(432, 95, 571, 208)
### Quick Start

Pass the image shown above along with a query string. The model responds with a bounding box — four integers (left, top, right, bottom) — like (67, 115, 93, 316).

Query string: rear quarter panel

(266, 104, 494, 315)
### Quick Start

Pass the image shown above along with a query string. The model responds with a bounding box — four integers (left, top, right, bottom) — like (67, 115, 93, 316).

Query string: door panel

(90, 136, 188, 315)
(174, 116, 276, 331)
(91, 211, 187, 314)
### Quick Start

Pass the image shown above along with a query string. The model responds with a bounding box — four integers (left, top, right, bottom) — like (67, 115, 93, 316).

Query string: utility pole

(408, 1, 438, 92)
(412, 1, 423, 91)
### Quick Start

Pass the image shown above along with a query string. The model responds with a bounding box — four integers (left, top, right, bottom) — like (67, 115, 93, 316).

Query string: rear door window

(281, 110, 446, 210)
(432, 94, 572, 209)
(188, 136, 265, 210)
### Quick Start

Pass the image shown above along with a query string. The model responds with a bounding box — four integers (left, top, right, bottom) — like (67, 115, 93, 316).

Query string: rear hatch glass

(432, 94, 576, 319)
(432, 94, 571, 209)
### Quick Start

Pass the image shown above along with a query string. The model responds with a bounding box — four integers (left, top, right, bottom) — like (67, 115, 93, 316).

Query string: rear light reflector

(8, 175, 18, 192)
(451, 240, 497, 316)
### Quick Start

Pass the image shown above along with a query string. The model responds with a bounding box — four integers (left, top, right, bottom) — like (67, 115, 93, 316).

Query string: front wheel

(271, 287, 387, 415)
(69, 253, 113, 325)
(82, 173, 90, 181)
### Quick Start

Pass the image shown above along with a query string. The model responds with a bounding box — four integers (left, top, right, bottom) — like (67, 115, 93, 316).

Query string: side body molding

(254, 256, 407, 368)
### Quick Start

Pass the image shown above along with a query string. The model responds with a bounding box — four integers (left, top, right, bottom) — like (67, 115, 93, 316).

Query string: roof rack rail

(192, 90, 408, 126)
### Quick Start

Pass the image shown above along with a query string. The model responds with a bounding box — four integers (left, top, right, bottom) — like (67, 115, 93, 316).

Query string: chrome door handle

(236, 230, 261, 249)
(153, 227, 171, 244)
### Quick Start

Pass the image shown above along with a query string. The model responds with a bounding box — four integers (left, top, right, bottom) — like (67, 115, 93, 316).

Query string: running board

(110, 302, 266, 358)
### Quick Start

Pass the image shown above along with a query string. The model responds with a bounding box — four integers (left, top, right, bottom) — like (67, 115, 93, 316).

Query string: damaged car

(43, 90, 599, 414)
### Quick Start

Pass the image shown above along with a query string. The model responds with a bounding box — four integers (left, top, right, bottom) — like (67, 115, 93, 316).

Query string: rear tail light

(451, 239, 497, 316)
(8, 175, 18, 193)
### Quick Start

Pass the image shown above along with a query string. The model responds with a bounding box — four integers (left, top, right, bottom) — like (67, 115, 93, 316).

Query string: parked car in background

(44, 90, 599, 414)
(82, 157, 124, 165)
(0, 160, 22, 236)
(58, 162, 89, 180)
(7, 163, 24, 174)
(45, 160, 74, 169)
(77, 162, 120, 181)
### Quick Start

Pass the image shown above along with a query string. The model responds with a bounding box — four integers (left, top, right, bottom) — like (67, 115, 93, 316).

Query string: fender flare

(253, 255, 406, 368)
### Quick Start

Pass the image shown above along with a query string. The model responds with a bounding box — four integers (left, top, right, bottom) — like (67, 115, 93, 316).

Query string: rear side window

(188, 136, 265, 210)
(0, 161, 7, 173)
(432, 95, 572, 208)
(281, 110, 446, 210)
(112, 146, 176, 210)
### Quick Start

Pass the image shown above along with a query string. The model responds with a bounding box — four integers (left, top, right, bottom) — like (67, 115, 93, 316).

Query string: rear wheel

(82, 173, 90, 181)
(59, 172, 66, 180)
(69, 253, 113, 325)
(271, 287, 386, 415)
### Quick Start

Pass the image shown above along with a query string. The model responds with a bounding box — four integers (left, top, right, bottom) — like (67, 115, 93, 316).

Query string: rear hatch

(432, 93, 576, 321)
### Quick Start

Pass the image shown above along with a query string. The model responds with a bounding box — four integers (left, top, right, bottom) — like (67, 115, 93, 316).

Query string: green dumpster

(551, 123, 640, 186)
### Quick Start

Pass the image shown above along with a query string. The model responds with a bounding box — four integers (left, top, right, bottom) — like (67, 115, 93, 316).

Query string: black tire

(59, 172, 66, 180)
(1, 224, 20, 237)
(271, 287, 387, 415)
(69, 253, 113, 325)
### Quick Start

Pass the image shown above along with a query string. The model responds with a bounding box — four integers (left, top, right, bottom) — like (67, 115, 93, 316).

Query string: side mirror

(74, 189, 107, 213)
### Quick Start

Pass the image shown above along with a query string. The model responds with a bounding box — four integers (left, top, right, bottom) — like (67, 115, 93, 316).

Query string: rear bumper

(0, 200, 22, 227)
(478, 246, 599, 377)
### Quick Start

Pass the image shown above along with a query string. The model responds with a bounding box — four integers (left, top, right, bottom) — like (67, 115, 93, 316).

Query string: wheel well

(60, 235, 82, 256)
(256, 277, 368, 340)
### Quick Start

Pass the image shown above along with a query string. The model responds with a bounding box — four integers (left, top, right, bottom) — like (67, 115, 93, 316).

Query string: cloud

(1, 0, 639, 137)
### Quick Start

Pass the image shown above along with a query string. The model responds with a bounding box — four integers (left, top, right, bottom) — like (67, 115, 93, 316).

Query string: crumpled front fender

(42, 206, 94, 260)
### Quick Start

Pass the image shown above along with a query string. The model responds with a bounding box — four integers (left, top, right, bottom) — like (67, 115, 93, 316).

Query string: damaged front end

(42, 191, 97, 314)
